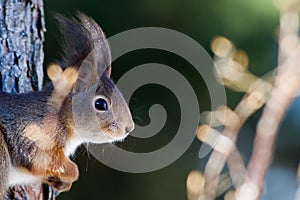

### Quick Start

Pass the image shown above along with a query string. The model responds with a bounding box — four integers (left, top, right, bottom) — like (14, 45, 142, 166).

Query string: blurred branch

(198, 70, 273, 199)
(194, 37, 274, 199)
(237, 1, 300, 199)
(187, 1, 300, 199)
(296, 164, 300, 200)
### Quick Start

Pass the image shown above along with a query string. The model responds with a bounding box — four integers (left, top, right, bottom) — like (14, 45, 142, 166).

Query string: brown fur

(47, 64, 78, 111)
(0, 13, 134, 198)
(0, 131, 10, 198)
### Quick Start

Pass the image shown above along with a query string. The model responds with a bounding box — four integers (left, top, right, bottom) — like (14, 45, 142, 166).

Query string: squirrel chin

(64, 131, 129, 156)
(103, 131, 130, 143)
(64, 136, 84, 157)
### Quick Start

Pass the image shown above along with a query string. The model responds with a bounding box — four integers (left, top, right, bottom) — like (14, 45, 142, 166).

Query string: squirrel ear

(77, 12, 112, 78)
(73, 14, 112, 93)
(73, 52, 99, 94)
(57, 13, 112, 94)
(94, 46, 111, 78)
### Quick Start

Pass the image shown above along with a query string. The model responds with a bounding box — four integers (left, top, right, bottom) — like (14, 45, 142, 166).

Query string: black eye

(94, 98, 108, 111)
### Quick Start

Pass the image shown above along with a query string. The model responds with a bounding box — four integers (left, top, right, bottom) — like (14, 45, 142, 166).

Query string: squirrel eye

(94, 98, 108, 111)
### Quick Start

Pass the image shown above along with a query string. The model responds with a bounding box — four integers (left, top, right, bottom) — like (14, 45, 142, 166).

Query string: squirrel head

(55, 13, 134, 146)
(69, 54, 135, 144)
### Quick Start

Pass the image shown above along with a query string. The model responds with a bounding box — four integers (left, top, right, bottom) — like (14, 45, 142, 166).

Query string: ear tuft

(56, 12, 112, 77)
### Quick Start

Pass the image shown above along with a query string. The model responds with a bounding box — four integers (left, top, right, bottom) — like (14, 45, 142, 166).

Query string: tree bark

(0, 0, 44, 93)
(0, 0, 55, 199)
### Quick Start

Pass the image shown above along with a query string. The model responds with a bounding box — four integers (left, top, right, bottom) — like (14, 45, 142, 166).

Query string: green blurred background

(43, 0, 299, 199)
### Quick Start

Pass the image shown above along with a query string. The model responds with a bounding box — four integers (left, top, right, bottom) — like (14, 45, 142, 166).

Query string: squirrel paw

(44, 156, 79, 192)
(46, 176, 72, 192)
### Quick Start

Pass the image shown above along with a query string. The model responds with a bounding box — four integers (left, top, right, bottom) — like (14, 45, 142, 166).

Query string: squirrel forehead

(95, 75, 115, 98)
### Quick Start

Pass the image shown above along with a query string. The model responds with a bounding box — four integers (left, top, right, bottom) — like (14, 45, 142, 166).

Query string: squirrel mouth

(104, 129, 129, 142)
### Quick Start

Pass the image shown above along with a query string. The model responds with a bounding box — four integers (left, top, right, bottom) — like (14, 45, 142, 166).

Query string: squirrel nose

(125, 123, 135, 133)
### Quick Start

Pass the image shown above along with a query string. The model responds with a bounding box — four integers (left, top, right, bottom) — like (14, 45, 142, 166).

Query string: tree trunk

(0, 0, 44, 93)
(0, 0, 55, 199)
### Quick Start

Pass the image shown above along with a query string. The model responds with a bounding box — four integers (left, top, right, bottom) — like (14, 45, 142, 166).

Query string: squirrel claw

(46, 176, 72, 192)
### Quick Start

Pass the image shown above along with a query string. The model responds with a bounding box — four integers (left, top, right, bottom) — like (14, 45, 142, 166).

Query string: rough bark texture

(0, 0, 55, 199)
(0, 0, 44, 93)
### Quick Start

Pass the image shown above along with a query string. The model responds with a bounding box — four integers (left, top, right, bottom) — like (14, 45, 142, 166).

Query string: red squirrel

(0, 13, 134, 198)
